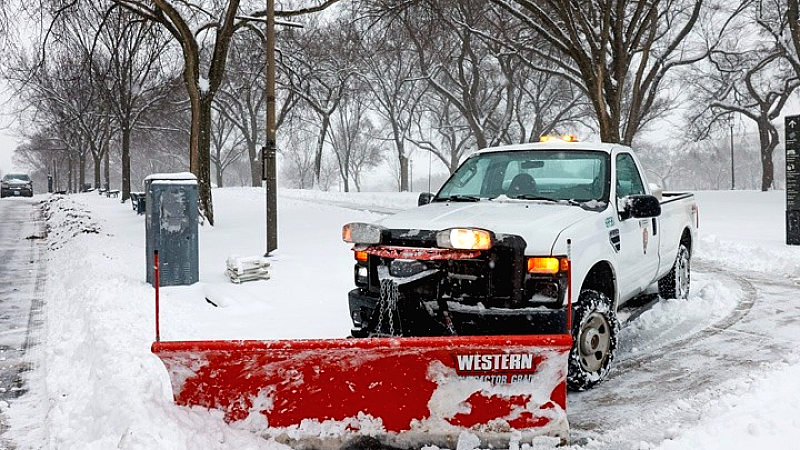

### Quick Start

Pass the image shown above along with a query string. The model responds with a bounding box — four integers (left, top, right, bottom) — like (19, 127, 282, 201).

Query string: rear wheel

(567, 289, 618, 391)
(658, 243, 691, 300)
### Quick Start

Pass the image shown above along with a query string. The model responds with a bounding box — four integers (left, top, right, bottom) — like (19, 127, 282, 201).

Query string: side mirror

(618, 194, 661, 220)
(418, 192, 434, 206)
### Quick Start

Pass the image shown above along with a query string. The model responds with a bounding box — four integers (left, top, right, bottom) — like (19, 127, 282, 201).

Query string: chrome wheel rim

(579, 312, 611, 373)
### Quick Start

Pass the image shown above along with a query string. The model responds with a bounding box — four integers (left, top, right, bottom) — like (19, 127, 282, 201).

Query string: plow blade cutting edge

(152, 334, 571, 448)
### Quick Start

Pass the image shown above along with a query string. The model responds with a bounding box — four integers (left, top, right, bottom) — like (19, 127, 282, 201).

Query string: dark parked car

(0, 173, 33, 198)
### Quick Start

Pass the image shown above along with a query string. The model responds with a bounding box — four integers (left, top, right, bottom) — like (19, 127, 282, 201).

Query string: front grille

(382, 229, 438, 248)
(365, 231, 527, 309)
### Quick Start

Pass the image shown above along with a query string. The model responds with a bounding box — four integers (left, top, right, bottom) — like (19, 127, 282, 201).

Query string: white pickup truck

(343, 140, 698, 390)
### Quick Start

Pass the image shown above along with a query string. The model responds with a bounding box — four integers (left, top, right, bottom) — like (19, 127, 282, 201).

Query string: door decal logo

(642, 227, 649, 254)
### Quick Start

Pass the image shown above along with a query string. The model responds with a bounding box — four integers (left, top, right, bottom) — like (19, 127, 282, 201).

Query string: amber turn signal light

(527, 257, 569, 274)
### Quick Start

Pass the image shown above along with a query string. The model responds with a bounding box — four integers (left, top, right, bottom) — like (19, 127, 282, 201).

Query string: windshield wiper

(514, 195, 582, 206)
(434, 195, 481, 202)
(513, 195, 557, 202)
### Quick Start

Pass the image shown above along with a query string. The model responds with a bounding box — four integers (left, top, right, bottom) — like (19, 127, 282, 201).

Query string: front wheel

(567, 289, 619, 391)
(658, 243, 691, 300)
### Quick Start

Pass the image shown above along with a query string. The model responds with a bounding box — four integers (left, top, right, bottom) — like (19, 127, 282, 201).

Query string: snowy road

(568, 262, 800, 448)
(0, 199, 45, 449)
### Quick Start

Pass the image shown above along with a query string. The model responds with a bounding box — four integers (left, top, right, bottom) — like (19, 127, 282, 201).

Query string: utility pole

(263, 0, 278, 256)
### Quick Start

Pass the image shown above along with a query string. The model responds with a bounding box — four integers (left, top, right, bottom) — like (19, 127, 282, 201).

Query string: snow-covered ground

(1, 188, 799, 449)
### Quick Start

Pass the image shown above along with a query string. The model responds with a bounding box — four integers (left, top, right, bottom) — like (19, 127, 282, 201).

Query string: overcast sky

(0, 79, 20, 173)
(0, 131, 19, 173)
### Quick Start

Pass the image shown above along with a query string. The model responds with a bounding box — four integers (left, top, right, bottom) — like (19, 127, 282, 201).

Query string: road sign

(786, 115, 800, 244)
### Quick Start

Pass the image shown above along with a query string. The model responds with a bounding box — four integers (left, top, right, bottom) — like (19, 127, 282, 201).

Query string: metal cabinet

(145, 173, 199, 286)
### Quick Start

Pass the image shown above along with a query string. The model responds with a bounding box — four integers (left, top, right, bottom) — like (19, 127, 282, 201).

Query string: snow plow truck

(152, 138, 698, 449)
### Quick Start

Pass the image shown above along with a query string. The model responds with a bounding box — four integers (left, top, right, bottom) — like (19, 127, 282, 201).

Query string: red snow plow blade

(152, 334, 571, 448)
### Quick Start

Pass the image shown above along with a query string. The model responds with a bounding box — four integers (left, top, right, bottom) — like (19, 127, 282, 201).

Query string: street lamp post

(263, 0, 278, 256)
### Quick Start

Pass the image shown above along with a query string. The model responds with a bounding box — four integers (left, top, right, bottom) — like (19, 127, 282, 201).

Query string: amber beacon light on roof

(540, 134, 579, 143)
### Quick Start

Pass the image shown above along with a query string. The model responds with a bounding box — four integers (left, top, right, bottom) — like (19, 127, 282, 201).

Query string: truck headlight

(342, 222, 383, 244)
(436, 228, 493, 250)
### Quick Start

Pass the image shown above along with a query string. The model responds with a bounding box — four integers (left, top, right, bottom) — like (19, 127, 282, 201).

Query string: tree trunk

(761, 151, 774, 191)
(122, 126, 132, 201)
(596, 100, 622, 144)
(314, 115, 330, 187)
(216, 161, 224, 188)
(79, 152, 86, 192)
(399, 155, 409, 192)
(758, 120, 778, 192)
(68, 157, 73, 193)
(197, 95, 215, 224)
(249, 143, 261, 187)
(104, 148, 110, 192)
(93, 153, 102, 189)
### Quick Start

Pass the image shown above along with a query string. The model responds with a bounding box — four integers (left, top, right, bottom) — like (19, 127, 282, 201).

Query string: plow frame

(151, 252, 574, 448)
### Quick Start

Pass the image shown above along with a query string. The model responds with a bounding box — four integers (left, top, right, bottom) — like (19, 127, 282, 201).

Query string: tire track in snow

(611, 262, 757, 376)
(567, 262, 800, 448)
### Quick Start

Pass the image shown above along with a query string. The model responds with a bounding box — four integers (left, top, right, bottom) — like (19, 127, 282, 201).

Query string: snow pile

(618, 272, 741, 357)
(4, 194, 289, 450)
(39, 195, 100, 249)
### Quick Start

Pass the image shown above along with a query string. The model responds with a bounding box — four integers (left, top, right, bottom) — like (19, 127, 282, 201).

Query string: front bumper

(349, 288, 568, 337)
(1, 187, 33, 197)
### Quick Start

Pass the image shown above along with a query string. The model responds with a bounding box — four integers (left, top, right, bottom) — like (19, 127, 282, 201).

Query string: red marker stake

(155, 250, 160, 342)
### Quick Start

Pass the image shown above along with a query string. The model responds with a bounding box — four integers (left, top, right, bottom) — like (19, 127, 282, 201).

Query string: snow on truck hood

(375, 200, 596, 254)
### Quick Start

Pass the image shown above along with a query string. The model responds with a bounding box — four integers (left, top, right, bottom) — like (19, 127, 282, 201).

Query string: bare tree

(109, 0, 341, 224)
(14, 49, 109, 192)
(209, 108, 246, 187)
(215, 31, 266, 187)
(354, 5, 427, 191)
(685, 1, 798, 190)
(789, 0, 800, 60)
(399, 1, 516, 150)
(368, 0, 588, 180)
(409, 99, 474, 174)
(328, 91, 383, 192)
(94, 5, 177, 201)
(280, 19, 354, 188)
(492, 0, 720, 145)
(279, 120, 339, 190)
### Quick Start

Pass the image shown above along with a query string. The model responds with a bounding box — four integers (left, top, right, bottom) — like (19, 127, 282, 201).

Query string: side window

(615, 154, 645, 198)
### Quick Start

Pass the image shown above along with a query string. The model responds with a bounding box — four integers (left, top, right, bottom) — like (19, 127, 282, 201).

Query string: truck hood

(376, 200, 598, 254)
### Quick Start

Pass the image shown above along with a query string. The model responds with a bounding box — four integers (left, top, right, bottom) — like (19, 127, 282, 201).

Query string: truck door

(614, 153, 660, 300)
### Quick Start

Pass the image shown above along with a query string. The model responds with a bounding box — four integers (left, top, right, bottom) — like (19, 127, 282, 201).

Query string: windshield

(3, 174, 30, 182)
(436, 150, 610, 208)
